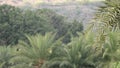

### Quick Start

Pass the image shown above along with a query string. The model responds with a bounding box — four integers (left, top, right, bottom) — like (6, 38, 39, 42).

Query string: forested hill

(0, 0, 104, 28)
(36, 1, 104, 28)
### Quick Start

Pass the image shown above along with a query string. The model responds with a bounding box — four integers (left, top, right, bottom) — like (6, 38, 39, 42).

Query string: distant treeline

(0, 4, 83, 45)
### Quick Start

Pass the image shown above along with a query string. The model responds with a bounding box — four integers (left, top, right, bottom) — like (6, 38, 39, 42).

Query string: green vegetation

(95, 0, 120, 29)
(0, 30, 119, 68)
(0, 4, 83, 45)
(0, 0, 120, 68)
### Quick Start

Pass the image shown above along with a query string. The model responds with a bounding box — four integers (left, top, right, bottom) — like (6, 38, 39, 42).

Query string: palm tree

(11, 33, 56, 68)
(46, 31, 96, 68)
(93, 1, 120, 67)
(95, 0, 120, 29)
(96, 30, 120, 68)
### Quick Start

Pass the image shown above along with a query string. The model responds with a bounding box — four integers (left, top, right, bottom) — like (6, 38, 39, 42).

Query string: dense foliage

(0, 30, 119, 68)
(0, 0, 120, 68)
(0, 4, 83, 45)
(95, 0, 120, 29)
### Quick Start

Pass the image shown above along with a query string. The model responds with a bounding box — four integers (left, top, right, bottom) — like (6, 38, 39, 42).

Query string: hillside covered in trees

(0, 0, 120, 68)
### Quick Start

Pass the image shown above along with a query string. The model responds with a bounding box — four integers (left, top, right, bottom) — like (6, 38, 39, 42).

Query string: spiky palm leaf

(0, 46, 15, 68)
(96, 30, 120, 68)
(11, 33, 56, 68)
(95, 0, 120, 29)
(46, 31, 96, 68)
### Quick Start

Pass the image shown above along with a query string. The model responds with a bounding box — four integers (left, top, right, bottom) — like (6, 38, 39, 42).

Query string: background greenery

(0, 0, 120, 68)
(0, 4, 83, 45)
